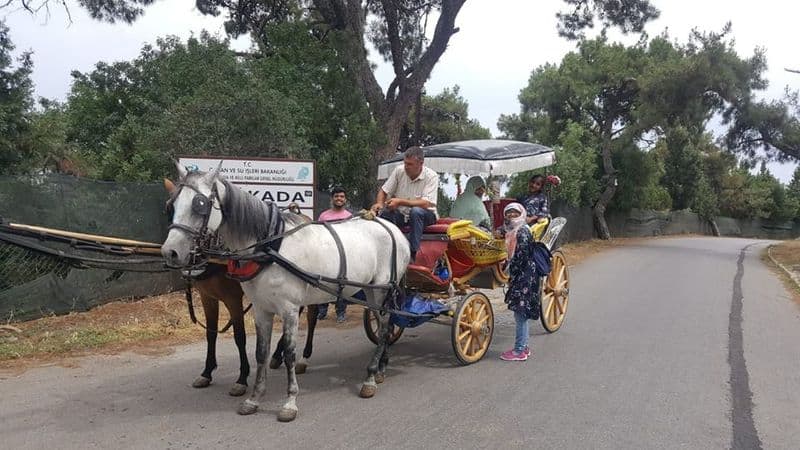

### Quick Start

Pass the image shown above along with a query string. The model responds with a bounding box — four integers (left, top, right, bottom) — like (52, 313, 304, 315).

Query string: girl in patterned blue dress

(499, 202, 539, 361)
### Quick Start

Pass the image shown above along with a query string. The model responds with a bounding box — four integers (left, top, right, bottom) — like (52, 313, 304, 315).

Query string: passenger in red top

(317, 186, 353, 322)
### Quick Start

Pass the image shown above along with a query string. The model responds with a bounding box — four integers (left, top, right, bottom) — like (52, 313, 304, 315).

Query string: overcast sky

(4, 0, 798, 181)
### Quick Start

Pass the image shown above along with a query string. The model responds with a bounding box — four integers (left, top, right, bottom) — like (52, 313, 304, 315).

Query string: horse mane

(219, 178, 309, 240)
(175, 172, 305, 246)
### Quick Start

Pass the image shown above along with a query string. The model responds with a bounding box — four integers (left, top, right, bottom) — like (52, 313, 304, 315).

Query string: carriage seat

(397, 218, 459, 277)
(401, 218, 457, 270)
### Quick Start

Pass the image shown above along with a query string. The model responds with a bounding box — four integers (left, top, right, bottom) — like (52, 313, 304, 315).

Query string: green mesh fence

(0, 174, 183, 322)
(0, 241, 72, 291)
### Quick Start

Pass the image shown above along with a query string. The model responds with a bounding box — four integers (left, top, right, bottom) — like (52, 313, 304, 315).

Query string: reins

(184, 279, 253, 333)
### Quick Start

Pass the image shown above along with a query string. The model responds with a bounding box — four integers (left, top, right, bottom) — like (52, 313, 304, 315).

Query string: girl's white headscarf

(503, 202, 527, 258)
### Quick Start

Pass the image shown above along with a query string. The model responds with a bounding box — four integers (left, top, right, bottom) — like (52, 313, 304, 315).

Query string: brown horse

(188, 264, 250, 396)
(189, 267, 319, 396)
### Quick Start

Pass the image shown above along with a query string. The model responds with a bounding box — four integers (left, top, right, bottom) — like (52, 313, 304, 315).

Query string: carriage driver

(371, 146, 438, 263)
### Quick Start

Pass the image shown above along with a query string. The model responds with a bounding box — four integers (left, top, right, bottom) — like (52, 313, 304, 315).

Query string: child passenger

(499, 202, 540, 361)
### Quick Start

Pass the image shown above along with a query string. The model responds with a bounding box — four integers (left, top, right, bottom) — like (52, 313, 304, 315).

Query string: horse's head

(161, 161, 226, 268)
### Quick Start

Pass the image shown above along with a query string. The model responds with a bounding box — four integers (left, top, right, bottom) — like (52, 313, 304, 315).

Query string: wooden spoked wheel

(452, 292, 494, 365)
(540, 250, 569, 333)
(363, 309, 404, 346)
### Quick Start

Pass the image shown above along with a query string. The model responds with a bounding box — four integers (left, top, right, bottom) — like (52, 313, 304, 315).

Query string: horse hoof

(277, 408, 298, 422)
(359, 384, 377, 399)
(269, 358, 283, 370)
(229, 383, 247, 397)
(295, 362, 307, 375)
(237, 400, 258, 416)
(375, 373, 385, 384)
(192, 376, 212, 388)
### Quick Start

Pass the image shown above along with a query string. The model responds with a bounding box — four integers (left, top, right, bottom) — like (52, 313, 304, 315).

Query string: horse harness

(205, 213, 410, 318)
(170, 180, 410, 322)
(224, 215, 408, 318)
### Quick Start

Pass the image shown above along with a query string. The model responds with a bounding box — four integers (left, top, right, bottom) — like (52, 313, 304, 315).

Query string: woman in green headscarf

(450, 175, 491, 229)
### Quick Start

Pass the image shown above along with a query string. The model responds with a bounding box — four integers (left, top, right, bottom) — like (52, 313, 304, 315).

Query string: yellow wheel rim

(541, 251, 569, 332)
(453, 292, 494, 364)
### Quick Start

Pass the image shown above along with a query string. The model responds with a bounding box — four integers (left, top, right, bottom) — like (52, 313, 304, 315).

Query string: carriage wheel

(452, 292, 494, 365)
(540, 250, 569, 333)
(363, 309, 404, 346)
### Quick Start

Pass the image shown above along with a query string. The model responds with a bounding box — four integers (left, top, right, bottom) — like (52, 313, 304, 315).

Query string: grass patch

(0, 289, 364, 371)
(767, 240, 800, 269)
(0, 326, 163, 360)
(763, 240, 800, 302)
(0, 291, 209, 368)
(34, 328, 119, 355)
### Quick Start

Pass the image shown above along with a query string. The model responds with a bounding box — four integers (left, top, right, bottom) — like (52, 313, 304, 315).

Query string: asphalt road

(1, 237, 799, 449)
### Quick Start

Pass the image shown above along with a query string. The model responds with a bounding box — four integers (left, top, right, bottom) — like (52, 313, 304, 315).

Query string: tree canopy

(3, 0, 663, 185)
(61, 29, 387, 199)
(5, 1, 799, 228)
(0, 25, 492, 204)
(499, 27, 796, 238)
(0, 21, 34, 174)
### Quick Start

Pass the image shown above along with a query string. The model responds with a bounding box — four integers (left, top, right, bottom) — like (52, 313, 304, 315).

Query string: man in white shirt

(371, 146, 438, 262)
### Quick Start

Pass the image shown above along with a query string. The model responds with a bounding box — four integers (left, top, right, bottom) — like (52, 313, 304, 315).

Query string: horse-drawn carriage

(363, 140, 570, 364)
(0, 139, 570, 421)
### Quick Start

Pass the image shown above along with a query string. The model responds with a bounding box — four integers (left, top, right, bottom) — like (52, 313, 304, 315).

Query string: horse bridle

(165, 181, 222, 267)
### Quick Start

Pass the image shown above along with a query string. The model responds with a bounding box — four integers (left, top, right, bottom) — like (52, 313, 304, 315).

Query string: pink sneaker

(500, 349, 528, 361)
(523, 347, 532, 357)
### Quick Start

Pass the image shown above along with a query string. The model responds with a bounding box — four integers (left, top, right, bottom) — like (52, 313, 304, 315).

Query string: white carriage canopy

(377, 139, 556, 179)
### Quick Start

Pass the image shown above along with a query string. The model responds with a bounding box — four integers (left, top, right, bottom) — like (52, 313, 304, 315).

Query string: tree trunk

(360, 114, 407, 208)
(592, 130, 616, 240)
(317, 0, 465, 207)
(377, 113, 406, 167)
(708, 218, 721, 237)
(593, 180, 615, 240)
(414, 90, 422, 145)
